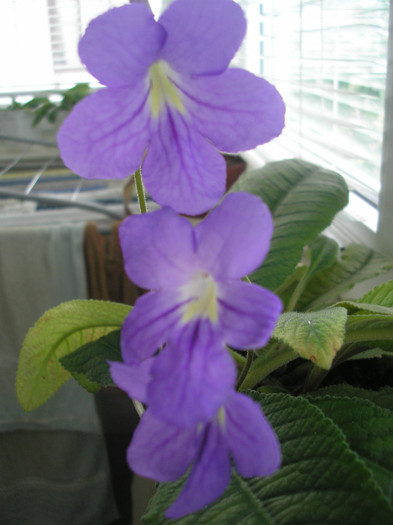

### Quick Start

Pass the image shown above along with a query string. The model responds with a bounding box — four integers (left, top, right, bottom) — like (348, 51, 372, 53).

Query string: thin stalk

(134, 168, 147, 213)
(236, 351, 254, 390)
(302, 364, 328, 393)
(240, 345, 298, 391)
(285, 271, 309, 312)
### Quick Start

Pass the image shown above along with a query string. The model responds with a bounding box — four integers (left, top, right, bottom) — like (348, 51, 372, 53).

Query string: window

(1, 0, 392, 252)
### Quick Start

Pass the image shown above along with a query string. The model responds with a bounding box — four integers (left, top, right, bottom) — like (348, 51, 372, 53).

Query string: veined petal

(225, 392, 281, 477)
(180, 68, 285, 152)
(148, 321, 236, 427)
(109, 359, 153, 404)
(79, 5, 165, 87)
(143, 110, 226, 215)
(57, 86, 150, 180)
(217, 281, 283, 349)
(121, 290, 184, 364)
(166, 422, 231, 519)
(195, 192, 274, 280)
(158, 0, 245, 76)
(127, 409, 196, 482)
(119, 207, 196, 290)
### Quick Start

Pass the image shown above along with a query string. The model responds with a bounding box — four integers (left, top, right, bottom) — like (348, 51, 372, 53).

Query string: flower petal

(57, 87, 151, 180)
(109, 359, 153, 403)
(127, 409, 196, 482)
(79, 5, 165, 87)
(143, 110, 226, 215)
(166, 422, 231, 519)
(121, 290, 184, 363)
(225, 392, 281, 477)
(181, 68, 285, 152)
(148, 321, 236, 427)
(218, 281, 282, 349)
(195, 192, 274, 280)
(119, 207, 196, 290)
(158, 0, 245, 76)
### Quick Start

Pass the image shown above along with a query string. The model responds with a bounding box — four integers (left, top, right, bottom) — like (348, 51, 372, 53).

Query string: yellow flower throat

(148, 61, 186, 118)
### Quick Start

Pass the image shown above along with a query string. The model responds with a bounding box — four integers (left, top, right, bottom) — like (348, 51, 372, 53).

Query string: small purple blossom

(127, 390, 281, 519)
(111, 320, 236, 427)
(57, 0, 285, 215)
(119, 192, 282, 365)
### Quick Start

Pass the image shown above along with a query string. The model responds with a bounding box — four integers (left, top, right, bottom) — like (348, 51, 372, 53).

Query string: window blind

(234, 0, 389, 205)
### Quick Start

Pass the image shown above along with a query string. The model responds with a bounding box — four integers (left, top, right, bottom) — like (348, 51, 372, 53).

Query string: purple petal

(218, 281, 282, 349)
(148, 321, 236, 427)
(127, 409, 196, 482)
(181, 68, 285, 152)
(195, 192, 274, 280)
(79, 5, 165, 87)
(109, 359, 153, 403)
(57, 87, 150, 180)
(121, 290, 183, 363)
(119, 207, 196, 290)
(166, 422, 231, 519)
(143, 110, 226, 215)
(158, 0, 245, 76)
(225, 392, 281, 477)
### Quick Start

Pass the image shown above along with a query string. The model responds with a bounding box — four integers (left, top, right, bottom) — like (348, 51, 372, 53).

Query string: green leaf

(285, 235, 339, 310)
(297, 245, 393, 311)
(345, 313, 393, 344)
(230, 159, 348, 291)
(143, 392, 393, 524)
(272, 307, 347, 369)
(308, 395, 393, 502)
(60, 330, 121, 391)
(307, 383, 393, 411)
(16, 300, 131, 411)
(360, 280, 393, 307)
(334, 300, 393, 315)
(305, 235, 340, 281)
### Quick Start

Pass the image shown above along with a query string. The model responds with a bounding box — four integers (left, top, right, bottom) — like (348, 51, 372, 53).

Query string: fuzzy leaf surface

(272, 307, 347, 369)
(142, 393, 393, 524)
(16, 300, 131, 410)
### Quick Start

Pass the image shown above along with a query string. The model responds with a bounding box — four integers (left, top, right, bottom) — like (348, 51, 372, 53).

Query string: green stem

(286, 272, 309, 312)
(302, 364, 328, 393)
(229, 348, 246, 368)
(236, 351, 254, 390)
(240, 345, 298, 391)
(134, 168, 147, 213)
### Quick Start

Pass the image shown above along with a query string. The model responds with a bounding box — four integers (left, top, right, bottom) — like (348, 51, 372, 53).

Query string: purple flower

(119, 191, 282, 362)
(57, 0, 285, 215)
(127, 390, 281, 519)
(112, 192, 282, 425)
(111, 320, 237, 427)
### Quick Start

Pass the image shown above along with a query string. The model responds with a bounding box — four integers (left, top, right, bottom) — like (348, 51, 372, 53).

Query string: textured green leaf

(308, 395, 393, 502)
(307, 384, 393, 411)
(305, 235, 339, 281)
(272, 307, 347, 369)
(345, 314, 393, 344)
(297, 245, 393, 310)
(334, 300, 393, 315)
(60, 330, 121, 390)
(231, 159, 348, 290)
(360, 280, 393, 307)
(16, 300, 131, 411)
(143, 393, 393, 524)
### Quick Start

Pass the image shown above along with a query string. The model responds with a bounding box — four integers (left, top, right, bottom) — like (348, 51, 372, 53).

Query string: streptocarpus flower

(127, 390, 281, 519)
(57, 0, 285, 215)
(111, 319, 237, 427)
(119, 192, 282, 370)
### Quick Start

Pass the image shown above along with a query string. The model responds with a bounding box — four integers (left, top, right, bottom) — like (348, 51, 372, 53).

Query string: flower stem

(236, 350, 254, 390)
(239, 345, 298, 391)
(134, 168, 147, 214)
